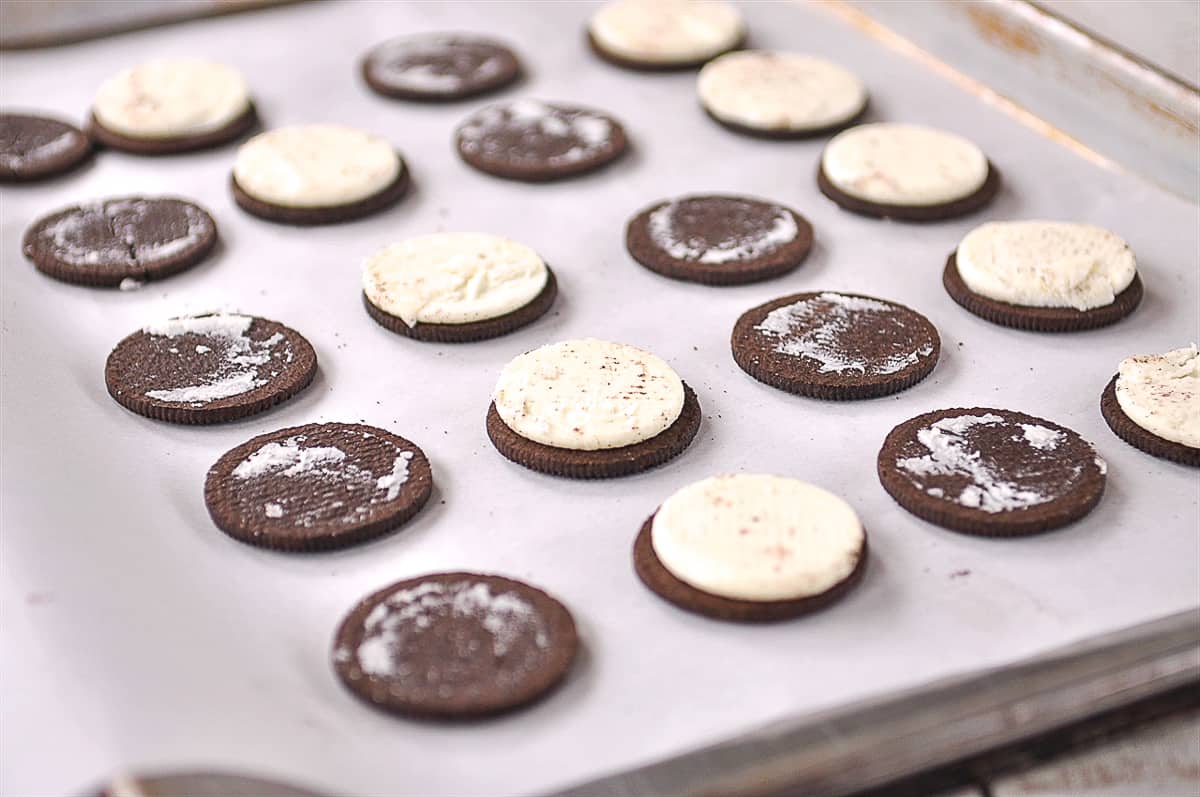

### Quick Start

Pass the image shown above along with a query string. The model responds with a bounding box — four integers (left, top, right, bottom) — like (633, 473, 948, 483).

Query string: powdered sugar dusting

(141, 314, 290, 406)
(897, 414, 1072, 513)
(233, 438, 347, 479)
(0, 126, 80, 170)
(755, 292, 935, 375)
(648, 198, 798, 265)
(36, 198, 210, 269)
(230, 432, 413, 527)
(375, 452, 415, 500)
(458, 100, 615, 166)
(1020, 424, 1064, 450)
(18, 130, 77, 167)
(349, 579, 550, 680)
(367, 35, 507, 92)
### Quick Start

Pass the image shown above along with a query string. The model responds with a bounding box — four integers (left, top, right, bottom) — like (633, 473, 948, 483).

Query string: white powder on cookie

(754, 292, 936, 375)
(647, 198, 799, 264)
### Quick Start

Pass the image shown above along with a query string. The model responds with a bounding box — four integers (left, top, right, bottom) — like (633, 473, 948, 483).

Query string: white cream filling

(955, 221, 1137, 310)
(651, 474, 865, 601)
(1116, 345, 1200, 448)
(821, 122, 988, 206)
(362, 233, 548, 327)
(233, 125, 400, 208)
(589, 0, 743, 64)
(698, 51, 866, 132)
(493, 338, 685, 450)
(93, 59, 250, 139)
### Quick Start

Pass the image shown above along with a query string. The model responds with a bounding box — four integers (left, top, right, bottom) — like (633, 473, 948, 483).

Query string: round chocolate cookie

(487, 384, 702, 478)
(731, 291, 940, 400)
(205, 423, 433, 552)
(818, 162, 1000, 222)
(634, 519, 868, 622)
(878, 408, 1108, 537)
(364, 268, 557, 343)
(1100, 376, 1199, 467)
(362, 34, 521, 101)
(1099, 346, 1200, 467)
(625, 195, 813, 285)
(88, 59, 258, 155)
(333, 572, 577, 718)
(89, 105, 256, 156)
(22, 197, 217, 287)
(231, 169, 407, 226)
(488, 338, 702, 478)
(456, 99, 627, 181)
(361, 232, 557, 342)
(586, 0, 745, 71)
(0, 113, 92, 181)
(231, 125, 409, 225)
(633, 474, 868, 622)
(105, 313, 317, 425)
(697, 52, 868, 139)
(944, 254, 1143, 332)
(817, 123, 999, 222)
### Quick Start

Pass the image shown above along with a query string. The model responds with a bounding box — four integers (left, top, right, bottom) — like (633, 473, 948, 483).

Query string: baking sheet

(1, 2, 1197, 795)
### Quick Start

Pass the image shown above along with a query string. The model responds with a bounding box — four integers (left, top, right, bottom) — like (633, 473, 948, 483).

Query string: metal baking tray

(1, 2, 1197, 795)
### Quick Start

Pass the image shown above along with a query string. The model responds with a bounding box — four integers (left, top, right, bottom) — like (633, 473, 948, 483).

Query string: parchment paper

(1, 2, 1197, 795)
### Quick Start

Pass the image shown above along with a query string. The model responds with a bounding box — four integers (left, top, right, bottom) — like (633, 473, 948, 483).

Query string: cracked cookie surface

(22, 197, 217, 287)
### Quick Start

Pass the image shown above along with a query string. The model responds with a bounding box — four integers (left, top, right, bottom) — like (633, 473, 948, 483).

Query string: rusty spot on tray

(1084, 64, 1200, 136)
(966, 5, 1041, 57)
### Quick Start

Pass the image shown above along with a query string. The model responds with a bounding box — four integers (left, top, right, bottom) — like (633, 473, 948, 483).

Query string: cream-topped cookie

(493, 338, 685, 450)
(651, 474, 865, 601)
(589, 0, 744, 66)
(698, 51, 866, 133)
(363, 233, 548, 327)
(822, 123, 988, 206)
(233, 125, 400, 208)
(955, 221, 1136, 310)
(93, 59, 250, 139)
(1116, 346, 1199, 448)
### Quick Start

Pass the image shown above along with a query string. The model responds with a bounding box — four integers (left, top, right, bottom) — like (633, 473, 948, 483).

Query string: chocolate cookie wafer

(362, 232, 556, 342)
(333, 572, 577, 718)
(205, 423, 433, 551)
(945, 221, 1143, 331)
(1100, 346, 1199, 467)
(878, 408, 1107, 536)
(231, 125, 408, 225)
(587, 0, 745, 71)
(105, 313, 316, 424)
(625, 195, 812, 285)
(634, 475, 868, 622)
(0, 113, 92, 181)
(88, 59, 257, 155)
(488, 338, 701, 478)
(732, 291, 939, 399)
(698, 51, 867, 138)
(456, 99, 627, 181)
(818, 123, 999, 221)
(362, 34, 521, 101)
(22, 196, 217, 287)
